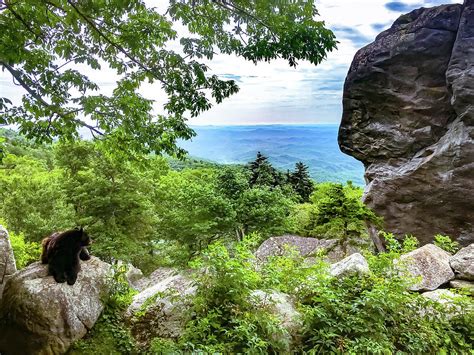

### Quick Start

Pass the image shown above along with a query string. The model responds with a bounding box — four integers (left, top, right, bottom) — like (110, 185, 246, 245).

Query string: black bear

(41, 227, 92, 285)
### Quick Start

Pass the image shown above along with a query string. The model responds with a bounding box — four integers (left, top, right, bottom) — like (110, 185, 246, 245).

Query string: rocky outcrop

(338, 1, 474, 246)
(255, 235, 359, 263)
(0, 257, 111, 355)
(330, 253, 370, 278)
(126, 270, 195, 348)
(399, 244, 454, 291)
(0, 225, 17, 300)
(450, 244, 474, 280)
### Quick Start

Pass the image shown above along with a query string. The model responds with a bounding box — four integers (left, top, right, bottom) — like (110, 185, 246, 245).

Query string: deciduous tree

(0, 0, 336, 156)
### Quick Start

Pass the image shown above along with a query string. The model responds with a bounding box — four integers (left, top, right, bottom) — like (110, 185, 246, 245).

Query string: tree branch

(66, 0, 170, 87)
(0, 61, 104, 137)
(212, 0, 278, 41)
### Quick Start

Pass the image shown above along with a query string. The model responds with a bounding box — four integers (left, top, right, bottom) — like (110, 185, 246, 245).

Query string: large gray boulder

(0, 225, 17, 300)
(399, 244, 454, 291)
(450, 244, 474, 280)
(338, 1, 474, 246)
(329, 253, 370, 278)
(0, 257, 111, 355)
(126, 270, 195, 348)
(256, 235, 359, 263)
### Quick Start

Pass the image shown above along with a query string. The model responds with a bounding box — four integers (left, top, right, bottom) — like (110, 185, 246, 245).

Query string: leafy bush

(296, 235, 473, 353)
(179, 240, 289, 353)
(434, 234, 460, 254)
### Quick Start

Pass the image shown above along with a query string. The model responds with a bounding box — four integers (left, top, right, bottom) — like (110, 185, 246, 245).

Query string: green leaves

(182, 240, 288, 353)
(1, 0, 336, 156)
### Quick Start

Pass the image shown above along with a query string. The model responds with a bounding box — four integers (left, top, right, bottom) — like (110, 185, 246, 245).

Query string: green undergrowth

(146, 236, 473, 354)
(70, 237, 473, 354)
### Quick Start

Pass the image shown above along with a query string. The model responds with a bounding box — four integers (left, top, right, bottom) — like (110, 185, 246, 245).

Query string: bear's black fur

(41, 227, 92, 285)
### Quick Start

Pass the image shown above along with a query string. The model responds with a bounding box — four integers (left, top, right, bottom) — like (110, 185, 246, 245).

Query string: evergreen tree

(310, 183, 381, 253)
(248, 152, 278, 188)
(290, 161, 314, 202)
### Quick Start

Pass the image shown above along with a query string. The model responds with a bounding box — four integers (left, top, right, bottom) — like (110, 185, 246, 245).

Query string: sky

(0, 0, 462, 126)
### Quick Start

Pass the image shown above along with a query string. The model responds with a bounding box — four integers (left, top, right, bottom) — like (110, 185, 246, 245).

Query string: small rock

(399, 244, 454, 291)
(250, 290, 302, 350)
(0, 257, 111, 354)
(420, 289, 471, 318)
(0, 225, 17, 300)
(251, 290, 301, 334)
(330, 253, 370, 278)
(450, 244, 474, 280)
(449, 280, 474, 295)
(116, 260, 144, 289)
(421, 289, 458, 305)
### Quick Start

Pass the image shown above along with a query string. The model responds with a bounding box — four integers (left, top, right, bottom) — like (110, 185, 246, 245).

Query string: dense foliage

(0, 0, 336, 157)
(2, 130, 473, 354)
(286, 181, 380, 251)
(74, 237, 473, 354)
(1, 129, 359, 271)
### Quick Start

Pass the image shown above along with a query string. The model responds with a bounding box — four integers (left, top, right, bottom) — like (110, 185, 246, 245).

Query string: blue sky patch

(385, 1, 422, 12)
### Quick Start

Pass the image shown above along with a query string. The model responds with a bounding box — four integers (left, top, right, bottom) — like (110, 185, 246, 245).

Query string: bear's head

(75, 227, 92, 246)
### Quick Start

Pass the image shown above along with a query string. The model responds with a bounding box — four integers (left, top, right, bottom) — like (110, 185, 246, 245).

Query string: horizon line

(189, 122, 341, 127)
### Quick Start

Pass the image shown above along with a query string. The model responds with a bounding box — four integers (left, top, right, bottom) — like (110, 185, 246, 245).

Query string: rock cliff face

(339, 0, 474, 245)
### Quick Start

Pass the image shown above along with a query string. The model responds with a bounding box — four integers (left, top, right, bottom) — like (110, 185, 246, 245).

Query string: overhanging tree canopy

(0, 0, 336, 156)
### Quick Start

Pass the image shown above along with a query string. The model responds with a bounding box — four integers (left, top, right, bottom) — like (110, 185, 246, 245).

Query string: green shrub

(434, 234, 460, 254)
(147, 338, 179, 354)
(179, 240, 289, 353)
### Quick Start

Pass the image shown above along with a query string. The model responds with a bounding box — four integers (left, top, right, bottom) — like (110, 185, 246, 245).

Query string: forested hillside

(0, 128, 371, 273)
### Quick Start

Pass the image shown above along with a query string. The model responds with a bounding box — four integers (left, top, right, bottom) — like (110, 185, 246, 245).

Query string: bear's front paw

(53, 274, 67, 283)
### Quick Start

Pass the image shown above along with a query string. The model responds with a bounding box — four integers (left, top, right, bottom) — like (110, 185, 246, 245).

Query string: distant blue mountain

(179, 124, 365, 185)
